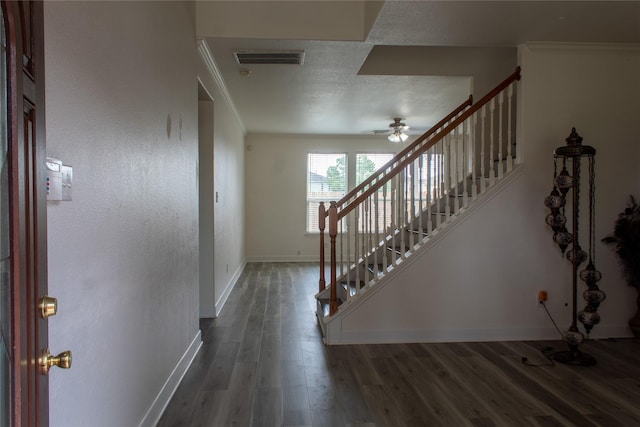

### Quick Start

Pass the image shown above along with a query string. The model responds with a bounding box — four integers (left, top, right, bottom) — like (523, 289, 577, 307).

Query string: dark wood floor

(158, 262, 640, 427)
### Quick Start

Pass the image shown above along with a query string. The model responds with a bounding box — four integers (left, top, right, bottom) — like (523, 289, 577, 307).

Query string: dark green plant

(326, 157, 346, 192)
(602, 195, 640, 288)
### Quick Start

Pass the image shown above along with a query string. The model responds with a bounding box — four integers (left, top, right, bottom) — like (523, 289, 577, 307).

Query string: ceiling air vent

(233, 50, 305, 65)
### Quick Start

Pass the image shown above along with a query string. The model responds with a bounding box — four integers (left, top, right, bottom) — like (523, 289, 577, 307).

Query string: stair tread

(408, 229, 428, 235)
(386, 246, 409, 256)
(341, 280, 364, 296)
(317, 298, 330, 317)
(317, 297, 343, 316)
(367, 263, 384, 272)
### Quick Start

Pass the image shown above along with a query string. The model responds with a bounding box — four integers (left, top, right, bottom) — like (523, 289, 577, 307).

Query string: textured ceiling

(205, 37, 474, 135)
(200, 1, 640, 136)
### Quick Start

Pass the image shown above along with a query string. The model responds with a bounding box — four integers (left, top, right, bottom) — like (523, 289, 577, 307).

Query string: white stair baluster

(391, 179, 396, 231)
(489, 97, 496, 187)
(471, 113, 478, 200)
(345, 212, 350, 298)
(362, 198, 366, 257)
(354, 207, 360, 299)
(444, 134, 451, 221)
(426, 150, 432, 235)
(507, 83, 514, 172)
(401, 166, 407, 257)
(374, 190, 380, 283)
(410, 161, 416, 248)
(382, 178, 388, 272)
(498, 91, 504, 179)
(368, 193, 373, 283)
(339, 216, 344, 279)
(453, 125, 460, 215)
(462, 118, 469, 208)
(392, 174, 398, 265)
(435, 142, 442, 229)
(480, 105, 487, 195)
(418, 154, 424, 241)
(367, 197, 372, 256)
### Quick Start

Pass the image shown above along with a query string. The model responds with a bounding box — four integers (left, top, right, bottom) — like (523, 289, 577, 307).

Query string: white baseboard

(245, 255, 319, 263)
(215, 259, 246, 316)
(335, 326, 635, 345)
(138, 331, 202, 427)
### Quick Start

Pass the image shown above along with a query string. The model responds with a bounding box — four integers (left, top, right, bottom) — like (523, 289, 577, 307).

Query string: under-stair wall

(323, 166, 526, 344)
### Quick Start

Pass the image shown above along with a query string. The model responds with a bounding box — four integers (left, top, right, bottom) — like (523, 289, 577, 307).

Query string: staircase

(315, 67, 522, 344)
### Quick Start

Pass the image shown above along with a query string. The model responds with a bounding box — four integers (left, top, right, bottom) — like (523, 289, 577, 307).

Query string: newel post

(329, 201, 339, 315)
(318, 202, 326, 292)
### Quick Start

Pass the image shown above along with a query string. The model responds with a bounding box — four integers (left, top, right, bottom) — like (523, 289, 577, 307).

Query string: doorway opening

(198, 80, 215, 318)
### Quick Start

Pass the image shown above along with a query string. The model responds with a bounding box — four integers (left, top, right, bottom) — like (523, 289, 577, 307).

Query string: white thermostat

(46, 157, 72, 201)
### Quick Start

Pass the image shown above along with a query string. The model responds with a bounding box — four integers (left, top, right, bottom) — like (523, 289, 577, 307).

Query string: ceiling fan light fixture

(388, 130, 408, 143)
(388, 118, 409, 143)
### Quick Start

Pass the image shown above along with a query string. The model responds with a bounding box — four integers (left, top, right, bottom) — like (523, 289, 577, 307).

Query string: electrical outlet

(538, 290, 548, 305)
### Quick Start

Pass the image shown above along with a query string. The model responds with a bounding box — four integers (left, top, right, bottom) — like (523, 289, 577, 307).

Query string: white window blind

(307, 153, 347, 233)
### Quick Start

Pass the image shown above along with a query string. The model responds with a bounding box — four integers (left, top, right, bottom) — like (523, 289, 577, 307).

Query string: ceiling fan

(371, 118, 410, 143)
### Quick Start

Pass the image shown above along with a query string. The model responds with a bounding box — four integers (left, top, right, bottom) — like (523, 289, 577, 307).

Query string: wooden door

(1, 2, 50, 426)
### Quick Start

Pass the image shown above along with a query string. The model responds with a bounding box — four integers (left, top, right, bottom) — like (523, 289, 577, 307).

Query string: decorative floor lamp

(544, 127, 605, 366)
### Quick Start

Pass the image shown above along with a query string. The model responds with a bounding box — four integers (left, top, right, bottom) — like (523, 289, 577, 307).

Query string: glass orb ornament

(583, 288, 606, 307)
(553, 227, 573, 253)
(580, 262, 602, 285)
(578, 309, 601, 332)
(554, 168, 574, 193)
(544, 188, 565, 210)
(545, 212, 567, 230)
(562, 329, 585, 346)
(566, 246, 588, 265)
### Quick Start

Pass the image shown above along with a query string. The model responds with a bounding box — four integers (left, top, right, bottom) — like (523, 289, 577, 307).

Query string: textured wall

(244, 133, 409, 261)
(45, 2, 201, 426)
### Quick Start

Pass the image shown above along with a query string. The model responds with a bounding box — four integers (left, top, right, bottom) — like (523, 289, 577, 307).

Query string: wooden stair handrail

(318, 202, 326, 292)
(337, 66, 521, 220)
(333, 94, 474, 210)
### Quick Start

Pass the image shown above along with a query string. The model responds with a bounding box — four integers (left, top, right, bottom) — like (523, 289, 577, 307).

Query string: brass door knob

(40, 296, 58, 319)
(40, 349, 72, 375)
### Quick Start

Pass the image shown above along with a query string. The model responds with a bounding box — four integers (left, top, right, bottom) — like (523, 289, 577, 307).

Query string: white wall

(244, 133, 405, 261)
(516, 43, 640, 334)
(45, 2, 203, 426)
(196, 1, 371, 41)
(196, 43, 246, 315)
(334, 43, 640, 343)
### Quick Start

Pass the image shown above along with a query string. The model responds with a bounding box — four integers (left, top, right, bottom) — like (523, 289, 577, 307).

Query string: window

(355, 153, 393, 185)
(356, 154, 394, 232)
(307, 153, 347, 232)
(307, 153, 397, 233)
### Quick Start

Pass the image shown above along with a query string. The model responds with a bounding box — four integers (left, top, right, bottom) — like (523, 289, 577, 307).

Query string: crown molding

(197, 38, 246, 134)
(525, 42, 640, 52)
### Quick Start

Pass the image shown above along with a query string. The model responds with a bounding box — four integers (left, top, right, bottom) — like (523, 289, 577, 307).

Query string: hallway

(158, 262, 640, 426)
